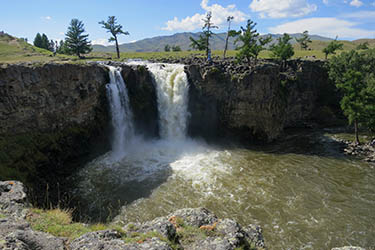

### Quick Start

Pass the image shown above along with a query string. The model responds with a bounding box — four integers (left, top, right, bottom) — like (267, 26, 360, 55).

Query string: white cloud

(92, 38, 112, 46)
(41, 16, 52, 21)
(342, 11, 375, 19)
(249, 0, 317, 18)
(322, 0, 329, 4)
(372, 1, 375, 6)
(162, 0, 247, 31)
(350, 0, 363, 7)
(268, 17, 374, 39)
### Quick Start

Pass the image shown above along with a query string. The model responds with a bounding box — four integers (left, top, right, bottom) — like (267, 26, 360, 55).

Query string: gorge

(0, 59, 374, 249)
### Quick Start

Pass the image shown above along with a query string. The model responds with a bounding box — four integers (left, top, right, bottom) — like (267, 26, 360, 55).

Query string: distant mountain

(92, 32, 334, 53)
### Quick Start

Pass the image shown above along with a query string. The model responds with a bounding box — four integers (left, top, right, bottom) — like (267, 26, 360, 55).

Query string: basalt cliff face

(0, 63, 110, 195)
(0, 63, 108, 135)
(186, 59, 339, 141)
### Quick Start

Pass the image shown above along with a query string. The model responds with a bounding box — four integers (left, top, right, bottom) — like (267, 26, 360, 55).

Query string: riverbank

(0, 180, 265, 250)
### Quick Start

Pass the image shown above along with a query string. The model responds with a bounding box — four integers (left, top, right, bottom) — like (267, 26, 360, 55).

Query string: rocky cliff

(0, 63, 110, 201)
(185, 58, 340, 142)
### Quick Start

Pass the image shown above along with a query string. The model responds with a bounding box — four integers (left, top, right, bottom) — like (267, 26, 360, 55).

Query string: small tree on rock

(99, 16, 129, 59)
(235, 19, 271, 64)
(323, 37, 343, 59)
(270, 33, 294, 67)
(65, 19, 92, 58)
(295, 30, 312, 50)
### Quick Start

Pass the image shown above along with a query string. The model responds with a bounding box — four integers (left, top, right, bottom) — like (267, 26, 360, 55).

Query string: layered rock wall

(186, 59, 340, 141)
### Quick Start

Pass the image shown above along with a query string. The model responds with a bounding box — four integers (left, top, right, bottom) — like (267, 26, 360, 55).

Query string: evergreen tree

(33, 33, 43, 48)
(41, 34, 50, 50)
(235, 19, 271, 64)
(270, 33, 294, 65)
(190, 12, 218, 59)
(99, 16, 129, 59)
(65, 19, 92, 58)
(189, 35, 207, 51)
(356, 42, 369, 50)
(327, 49, 375, 144)
(56, 40, 70, 55)
(164, 44, 171, 52)
(295, 30, 312, 50)
(323, 37, 343, 59)
(172, 45, 181, 52)
(49, 39, 55, 52)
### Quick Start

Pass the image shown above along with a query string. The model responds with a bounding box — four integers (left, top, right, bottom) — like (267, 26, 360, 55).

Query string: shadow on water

(219, 128, 350, 160)
(69, 161, 172, 223)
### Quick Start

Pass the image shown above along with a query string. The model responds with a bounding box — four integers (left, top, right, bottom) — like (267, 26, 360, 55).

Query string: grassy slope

(1, 32, 375, 63)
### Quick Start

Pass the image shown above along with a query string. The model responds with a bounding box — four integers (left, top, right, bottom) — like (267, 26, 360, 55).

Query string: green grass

(2, 32, 375, 64)
(27, 208, 179, 248)
(27, 208, 107, 239)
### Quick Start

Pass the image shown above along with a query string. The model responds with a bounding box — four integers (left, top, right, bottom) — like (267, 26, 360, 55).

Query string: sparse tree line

(32, 13, 371, 62)
(33, 16, 128, 58)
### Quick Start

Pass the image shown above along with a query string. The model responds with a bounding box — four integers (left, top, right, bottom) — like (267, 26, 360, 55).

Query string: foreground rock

(0, 180, 265, 249)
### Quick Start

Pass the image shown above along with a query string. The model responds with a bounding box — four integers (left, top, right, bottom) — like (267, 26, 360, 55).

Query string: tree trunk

(223, 34, 229, 59)
(115, 36, 120, 59)
(325, 53, 328, 60)
(354, 119, 360, 145)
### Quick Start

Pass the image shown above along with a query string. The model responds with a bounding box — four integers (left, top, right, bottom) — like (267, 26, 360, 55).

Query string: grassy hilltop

(1, 32, 375, 64)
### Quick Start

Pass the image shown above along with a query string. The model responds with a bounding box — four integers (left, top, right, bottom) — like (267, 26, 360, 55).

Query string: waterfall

(105, 66, 134, 159)
(134, 63, 189, 140)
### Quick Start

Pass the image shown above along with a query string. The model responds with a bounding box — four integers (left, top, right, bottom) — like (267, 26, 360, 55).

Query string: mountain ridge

(92, 32, 335, 52)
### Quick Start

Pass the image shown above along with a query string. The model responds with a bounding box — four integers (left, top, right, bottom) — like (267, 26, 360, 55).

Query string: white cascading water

(105, 66, 134, 160)
(146, 63, 189, 140)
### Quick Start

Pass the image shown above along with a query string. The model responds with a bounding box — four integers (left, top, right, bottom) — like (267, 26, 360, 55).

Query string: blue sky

(1, 0, 375, 46)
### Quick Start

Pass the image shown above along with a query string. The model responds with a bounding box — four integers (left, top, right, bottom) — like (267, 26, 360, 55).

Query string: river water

(71, 62, 375, 249)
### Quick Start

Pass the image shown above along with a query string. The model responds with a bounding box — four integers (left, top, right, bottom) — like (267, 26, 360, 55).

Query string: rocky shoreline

(329, 136, 375, 163)
(0, 181, 265, 250)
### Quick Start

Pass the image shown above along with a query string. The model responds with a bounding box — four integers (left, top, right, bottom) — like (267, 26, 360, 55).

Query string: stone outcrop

(0, 180, 266, 250)
(185, 58, 340, 141)
(0, 62, 111, 205)
(0, 63, 109, 135)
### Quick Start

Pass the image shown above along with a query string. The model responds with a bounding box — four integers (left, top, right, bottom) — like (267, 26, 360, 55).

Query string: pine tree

(235, 19, 271, 64)
(270, 33, 294, 66)
(164, 44, 171, 52)
(295, 30, 312, 50)
(323, 37, 343, 59)
(65, 19, 92, 58)
(41, 34, 50, 50)
(33, 33, 43, 48)
(190, 12, 218, 59)
(99, 16, 129, 59)
(189, 35, 207, 51)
